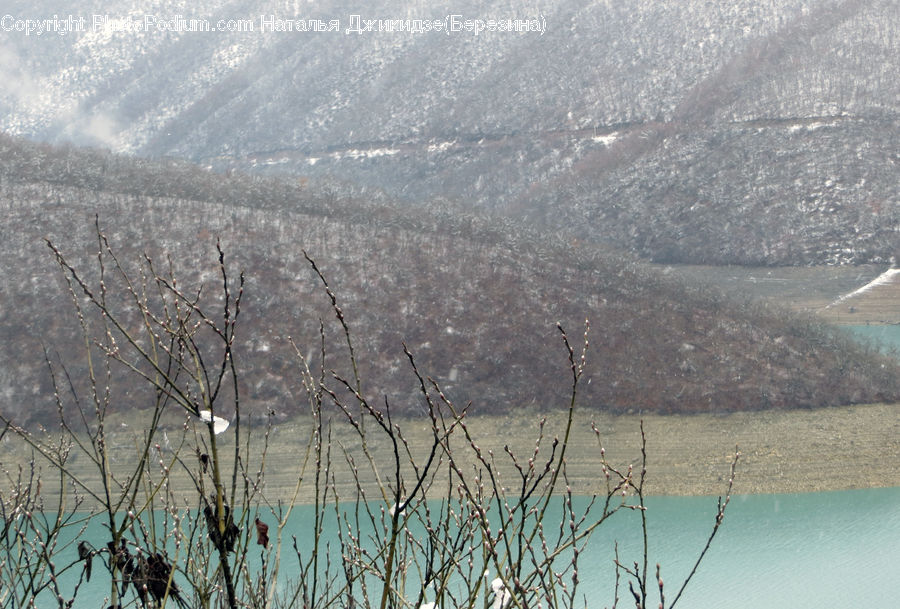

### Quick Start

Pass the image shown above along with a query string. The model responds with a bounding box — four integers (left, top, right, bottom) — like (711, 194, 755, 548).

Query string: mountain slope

(2, 0, 897, 264)
(1, 134, 898, 426)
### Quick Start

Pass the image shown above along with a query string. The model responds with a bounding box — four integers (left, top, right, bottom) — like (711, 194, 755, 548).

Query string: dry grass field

(5, 401, 899, 504)
(255, 403, 900, 498)
(663, 263, 900, 325)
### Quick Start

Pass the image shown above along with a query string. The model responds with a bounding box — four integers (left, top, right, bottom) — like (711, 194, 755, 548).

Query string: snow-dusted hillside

(2, 133, 899, 426)
(1, 0, 898, 264)
(1, 0, 815, 150)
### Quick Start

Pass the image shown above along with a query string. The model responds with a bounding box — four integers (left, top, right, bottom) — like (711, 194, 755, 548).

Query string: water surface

(52, 487, 900, 608)
(845, 324, 900, 357)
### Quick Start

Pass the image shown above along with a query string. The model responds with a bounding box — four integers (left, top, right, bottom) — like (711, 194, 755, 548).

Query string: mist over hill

(1, 0, 897, 265)
(1, 134, 898, 426)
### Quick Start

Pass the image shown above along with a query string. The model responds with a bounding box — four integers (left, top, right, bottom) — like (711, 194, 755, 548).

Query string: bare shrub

(0, 223, 737, 608)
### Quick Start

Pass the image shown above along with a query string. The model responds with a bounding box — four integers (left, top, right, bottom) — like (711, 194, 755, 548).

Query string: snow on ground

(592, 131, 619, 146)
(827, 268, 900, 307)
(331, 148, 400, 161)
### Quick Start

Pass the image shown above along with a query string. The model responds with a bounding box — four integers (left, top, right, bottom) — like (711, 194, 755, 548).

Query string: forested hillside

(2, 0, 897, 264)
(1, 134, 897, 426)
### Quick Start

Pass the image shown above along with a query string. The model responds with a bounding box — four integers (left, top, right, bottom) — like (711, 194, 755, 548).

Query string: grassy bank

(7, 403, 898, 504)
(358, 403, 900, 497)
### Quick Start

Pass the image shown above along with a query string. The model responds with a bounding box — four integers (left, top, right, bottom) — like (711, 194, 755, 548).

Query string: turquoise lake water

(28, 325, 900, 607)
(845, 324, 900, 356)
(47, 486, 900, 608)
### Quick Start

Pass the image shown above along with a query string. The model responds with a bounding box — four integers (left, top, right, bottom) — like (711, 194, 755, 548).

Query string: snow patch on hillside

(827, 268, 900, 307)
(332, 148, 400, 161)
(592, 131, 619, 146)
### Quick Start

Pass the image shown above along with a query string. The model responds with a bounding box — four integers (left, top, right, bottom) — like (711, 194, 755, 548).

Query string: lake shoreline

(535, 402, 900, 496)
(262, 402, 900, 500)
(4, 403, 898, 503)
